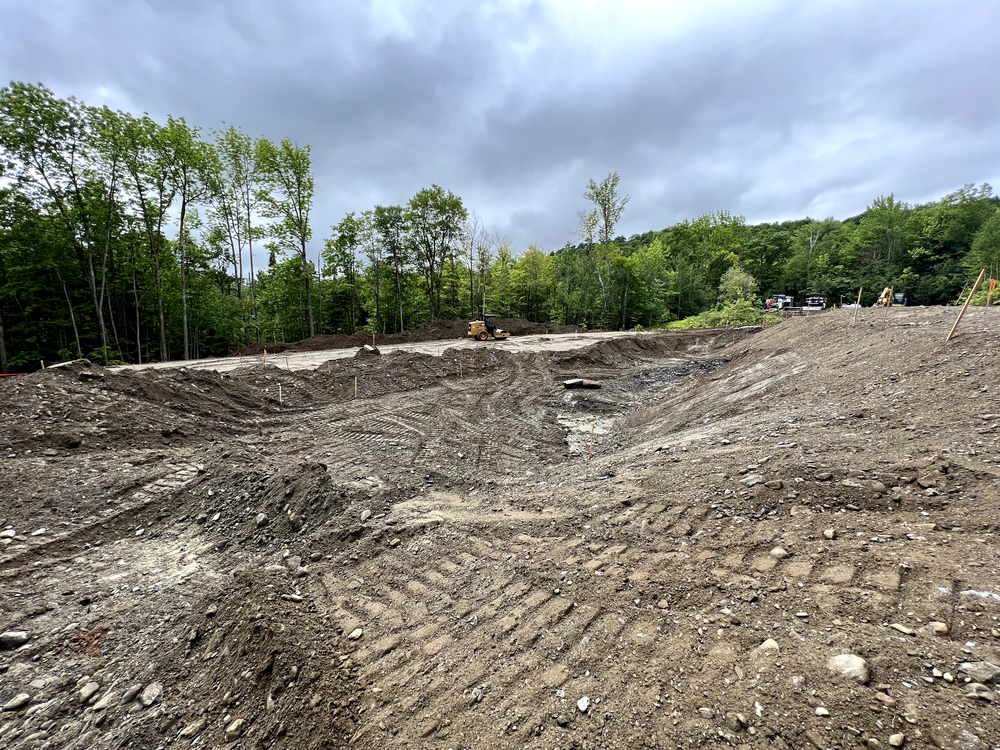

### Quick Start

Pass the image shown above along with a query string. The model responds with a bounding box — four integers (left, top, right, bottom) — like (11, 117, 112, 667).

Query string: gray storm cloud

(2, 0, 998, 258)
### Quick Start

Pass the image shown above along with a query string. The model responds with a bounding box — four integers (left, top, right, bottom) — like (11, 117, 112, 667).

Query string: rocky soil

(1, 306, 999, 750)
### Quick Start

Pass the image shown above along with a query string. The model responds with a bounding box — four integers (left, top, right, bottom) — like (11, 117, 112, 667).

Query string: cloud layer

(2, 0, 998, 257)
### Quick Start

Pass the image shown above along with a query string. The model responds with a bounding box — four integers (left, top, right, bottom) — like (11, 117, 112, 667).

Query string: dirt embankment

(2, 310, 1000, 750)
(231, 318, 584, 356)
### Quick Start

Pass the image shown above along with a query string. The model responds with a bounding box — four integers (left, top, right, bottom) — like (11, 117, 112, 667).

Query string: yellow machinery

(467, 314, 510, 341)
(875, 287, 906, 306)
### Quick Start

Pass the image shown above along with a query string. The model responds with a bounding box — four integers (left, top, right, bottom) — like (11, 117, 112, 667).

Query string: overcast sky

(3, 0, 999, 259)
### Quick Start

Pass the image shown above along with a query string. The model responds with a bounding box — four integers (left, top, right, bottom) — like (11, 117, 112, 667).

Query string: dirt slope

(1, 309, 999, 750)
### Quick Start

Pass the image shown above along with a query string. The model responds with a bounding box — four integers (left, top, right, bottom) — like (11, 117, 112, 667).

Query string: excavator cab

(467, 314, 511, 341)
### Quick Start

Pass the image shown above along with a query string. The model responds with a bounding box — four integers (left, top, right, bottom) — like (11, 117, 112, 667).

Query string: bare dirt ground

(231, 318, 583, 357)
(2, 306, 999, 750)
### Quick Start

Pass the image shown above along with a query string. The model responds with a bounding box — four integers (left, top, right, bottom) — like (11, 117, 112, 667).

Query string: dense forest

(1, 82, 999, 372)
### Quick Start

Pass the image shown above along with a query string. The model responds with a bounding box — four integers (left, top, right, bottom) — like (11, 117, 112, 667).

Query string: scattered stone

(0, 631, 30, 649)
(890, 623, 915, 636)
(225, 718, 245, 741)
(294, 567, 309, 578)
(740, 474, 763, 487)
(726, 713, 748, 731)
(285, 555, 302, 570)
(920, 621, 949, 637)
(348, 628, 363, 641)
(360, 510, 372, 522)
(121, 685, 141, 704)
(752, 638, 780, 657)
(657, 599, 669, 609)
(769, 547, 788, 559)
(79, 682, 101, 704)
(563, 379, 601, 390)
(179, 718, 207, 738)
(256, 513, 269, 528)
(195, 513, 208, 524)
(310, 552, 322, 562)
(92, 691, 116, 710)
(765, 480, 784, 490)
(841, 478, 886, 493)
(577, 696, 590, 713)
(0, 529, 15, 538)
(958, 662, 1000, 683)
(823, 528, 836, 540)
(388, 538, 400, 547)
(2, 693, 31, 711)
(30, 528, 47, 536)
(815, 472, 833, 481)
(139, 682, 162, 707)
(965, 683, 994, 701)
(826, 654, 870, 684)
(206, 604, 218, 617)
(697, 707, 714, 719)
(805, 728, 826, 749)
(815, 706, 829, 716)
(888, 733, 905, 747)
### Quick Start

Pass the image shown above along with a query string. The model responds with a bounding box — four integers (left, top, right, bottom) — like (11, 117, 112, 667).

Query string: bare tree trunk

(302, 237, 314, 337)
(247, 205, 259, 343)
(130, 242, 142, 364)
(179, 198, 190, 359)
(317, 260, 323, 336)
(396, 265, 404, 333)
(0, 307, 8, 373)
(56, 272, 83, 359)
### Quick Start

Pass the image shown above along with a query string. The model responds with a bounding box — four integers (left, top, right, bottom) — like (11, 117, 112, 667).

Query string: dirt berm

(1, 307, 999, 749)
(231, 317, 582, 356)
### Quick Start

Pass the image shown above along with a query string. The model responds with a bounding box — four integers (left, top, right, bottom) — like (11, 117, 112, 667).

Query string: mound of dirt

(4, 308, 1000, 750)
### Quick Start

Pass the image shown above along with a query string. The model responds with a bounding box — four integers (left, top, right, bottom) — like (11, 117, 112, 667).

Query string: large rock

(225, 718, 246, 741)
(752, 638, 780, 658)
(2, 693, 31, 711)
(563, 379, 601, 390)
(0, 631, 30, 649)
(79, 682, 101, 704)
(958, 662, 1000, 684)
(179, 718, 207, 738)
(139, 682, 162, 707)
(826, 654, 870, 684)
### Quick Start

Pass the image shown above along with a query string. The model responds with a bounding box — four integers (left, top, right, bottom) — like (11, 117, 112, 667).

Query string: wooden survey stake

(947, 269, 986, 342)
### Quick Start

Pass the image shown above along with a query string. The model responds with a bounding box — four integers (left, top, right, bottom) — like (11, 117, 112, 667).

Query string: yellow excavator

(875, 287, 906, 307)
(467, 314, 510, 341)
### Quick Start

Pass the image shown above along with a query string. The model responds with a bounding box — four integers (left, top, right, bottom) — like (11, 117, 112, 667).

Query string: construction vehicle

(765, 294, 795, 310)
(803, 294, 827, 310)
(467, 314, 510, 341)
(875, 288, 906, 307)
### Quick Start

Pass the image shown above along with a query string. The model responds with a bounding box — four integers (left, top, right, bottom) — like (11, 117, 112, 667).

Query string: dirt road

(2, 308, 999, 750)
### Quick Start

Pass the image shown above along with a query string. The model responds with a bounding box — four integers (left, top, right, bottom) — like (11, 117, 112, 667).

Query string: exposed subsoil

(2, 307, 999, 750)
(231, 318, 583, 356)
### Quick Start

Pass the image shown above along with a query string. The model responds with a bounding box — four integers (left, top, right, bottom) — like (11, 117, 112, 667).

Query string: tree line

(1, 82, 998, 371)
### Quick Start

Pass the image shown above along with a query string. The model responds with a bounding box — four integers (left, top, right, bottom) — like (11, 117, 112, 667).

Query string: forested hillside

(1, 82, 998, 371)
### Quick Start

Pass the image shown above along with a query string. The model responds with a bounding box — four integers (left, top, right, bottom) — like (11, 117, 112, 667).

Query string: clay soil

(1, 307, 999, 750)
